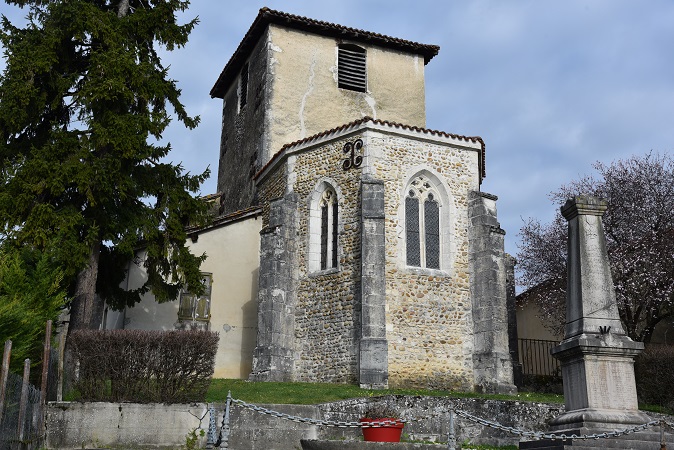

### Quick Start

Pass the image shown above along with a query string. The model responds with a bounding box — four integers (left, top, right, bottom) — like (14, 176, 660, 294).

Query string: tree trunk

(69, 240, 103, 331)
(117, 0, 130, 18)
(64, 239, 102, 393)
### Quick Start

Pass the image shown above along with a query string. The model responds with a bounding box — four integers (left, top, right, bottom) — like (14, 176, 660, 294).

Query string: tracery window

(405, 175, 442, 269)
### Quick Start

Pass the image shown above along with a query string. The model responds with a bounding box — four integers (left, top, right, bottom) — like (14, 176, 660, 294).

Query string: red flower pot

(360, 418, 404, 442)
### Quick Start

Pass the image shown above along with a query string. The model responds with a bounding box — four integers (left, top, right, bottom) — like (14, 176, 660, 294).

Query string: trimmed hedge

(70, 329, 218, 403)
(635, 343, 674, 411)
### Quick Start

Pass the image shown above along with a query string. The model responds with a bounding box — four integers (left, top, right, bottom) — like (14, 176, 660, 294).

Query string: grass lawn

(206, 379, 564, 405)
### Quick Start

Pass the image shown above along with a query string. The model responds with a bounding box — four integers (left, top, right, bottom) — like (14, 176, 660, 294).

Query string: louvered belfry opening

(338, 44, 366, 92)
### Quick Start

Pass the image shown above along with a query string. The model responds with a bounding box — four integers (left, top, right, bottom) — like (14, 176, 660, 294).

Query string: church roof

(254, 116, 486, 183)
(210, 7, 440, 98)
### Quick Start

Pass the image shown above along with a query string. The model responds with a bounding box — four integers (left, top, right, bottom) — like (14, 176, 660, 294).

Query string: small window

(238, 63, 248, 112)
(319, 189, 338, 270)
(405, 176, 442, 269)
(338, 44, 366, 92)
(309, 182, 340, 273)
(178, 273, 212, 322)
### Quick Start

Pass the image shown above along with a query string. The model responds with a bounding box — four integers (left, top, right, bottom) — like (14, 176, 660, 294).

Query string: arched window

(309, 182, 340, 272)
(320, 189, 338, 270)
(405, 174, 443, 269)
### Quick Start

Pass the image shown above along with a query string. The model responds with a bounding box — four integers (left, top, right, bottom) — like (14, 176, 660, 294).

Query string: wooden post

(17, 358, 30, 443)
(38, 320, 52, 435)
(0, 340, 11, 424)
(57, 327, 66, 402)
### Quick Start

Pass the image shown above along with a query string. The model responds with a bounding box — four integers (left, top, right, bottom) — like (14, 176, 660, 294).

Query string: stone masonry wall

(256, 129, 485, 389)
(290, 137, 365, 382)
(217, 29, 270, 215)
(258, 163, 287, 228)
(369, 133, 481, 389)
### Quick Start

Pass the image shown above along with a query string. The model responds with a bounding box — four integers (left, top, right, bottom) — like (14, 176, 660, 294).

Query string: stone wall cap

(560, 195, 608, 220)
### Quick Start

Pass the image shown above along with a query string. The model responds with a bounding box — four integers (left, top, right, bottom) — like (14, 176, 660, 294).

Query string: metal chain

(231, 398, 407, 428)
(229, 396, 669, 441)
(454, 409, 661, 441)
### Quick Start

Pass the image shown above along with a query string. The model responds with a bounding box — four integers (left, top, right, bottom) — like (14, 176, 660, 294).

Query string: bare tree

(517, 152, 674, 343)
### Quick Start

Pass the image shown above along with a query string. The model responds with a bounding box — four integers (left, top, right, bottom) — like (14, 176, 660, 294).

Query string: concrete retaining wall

(46, 396, 572, 449)
(47, 402, 209, 449)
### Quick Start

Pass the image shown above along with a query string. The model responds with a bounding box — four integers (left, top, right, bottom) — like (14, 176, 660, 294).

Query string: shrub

(69, 329, 218, 403)
(635, 344, 674, 411)
(0, 248, 66, 375)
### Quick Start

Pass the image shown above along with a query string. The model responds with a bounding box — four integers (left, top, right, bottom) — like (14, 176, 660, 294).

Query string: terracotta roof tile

(253, 116, 486, 182)
(210, 7, 440, 98)
(186, 205, 262, 234)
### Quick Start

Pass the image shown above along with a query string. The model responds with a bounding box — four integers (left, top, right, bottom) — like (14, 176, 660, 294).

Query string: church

(108, 7, 515, 393)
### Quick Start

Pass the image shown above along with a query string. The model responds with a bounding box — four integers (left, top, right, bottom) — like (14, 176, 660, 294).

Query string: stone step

(301, 439, 446, 450)
(520, 431, 669, 450)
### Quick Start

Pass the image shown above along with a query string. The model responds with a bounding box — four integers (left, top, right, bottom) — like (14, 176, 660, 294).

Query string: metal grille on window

(405, 194, 421, 266)
(338, 44, 366, 92)
(424, 194, 440, 269)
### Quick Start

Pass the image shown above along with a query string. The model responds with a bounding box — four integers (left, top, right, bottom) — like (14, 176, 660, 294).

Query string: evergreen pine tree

(0, 0, 209, 334)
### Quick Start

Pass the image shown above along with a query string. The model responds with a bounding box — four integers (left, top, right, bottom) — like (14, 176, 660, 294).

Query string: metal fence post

(57, 330, 66, 402)
(206, 405, 217, 449)
(219, 391, 232, 449)
(447, 409, 456, 450)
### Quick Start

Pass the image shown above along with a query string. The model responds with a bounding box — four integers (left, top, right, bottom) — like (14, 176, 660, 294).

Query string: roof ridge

(210, 7, 440, 98)
(254, 118, 486, 181)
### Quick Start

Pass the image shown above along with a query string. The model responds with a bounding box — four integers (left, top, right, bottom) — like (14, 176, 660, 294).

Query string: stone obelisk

(549, 195, 650, 432)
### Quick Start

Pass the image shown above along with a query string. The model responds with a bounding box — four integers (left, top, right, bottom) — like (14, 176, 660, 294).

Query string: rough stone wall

(217, 29, 270, 214)
(468, 191, 516, 393)
(257, 163, 287, 228)
(290, 138, 365, 383)
(369, 133, 481, 389)
(254, 129, 505, 390)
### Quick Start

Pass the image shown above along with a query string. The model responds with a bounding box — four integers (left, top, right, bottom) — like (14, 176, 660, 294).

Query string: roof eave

(210, 7, 440, 99)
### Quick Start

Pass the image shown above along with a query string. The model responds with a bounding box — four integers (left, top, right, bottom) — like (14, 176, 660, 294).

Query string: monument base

(549, 407, 653, 432)
(519, 429, 666, 450)
(301, 440, 445, 449)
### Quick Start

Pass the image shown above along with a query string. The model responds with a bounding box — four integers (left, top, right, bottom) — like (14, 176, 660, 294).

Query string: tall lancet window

(405, 175, 442, 269)
(320, 189, 338, 270)
(309, 182, 340, 273)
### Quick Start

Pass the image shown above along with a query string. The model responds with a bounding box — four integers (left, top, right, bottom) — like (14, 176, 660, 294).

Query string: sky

(2, 0, 674, 260)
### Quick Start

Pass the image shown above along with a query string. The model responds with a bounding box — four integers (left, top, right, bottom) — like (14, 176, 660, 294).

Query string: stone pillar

(358, 177, 388, 389)
(249, 194, 299, 382)
(550, 195, 649, 431)
(468, 192, 516, 394)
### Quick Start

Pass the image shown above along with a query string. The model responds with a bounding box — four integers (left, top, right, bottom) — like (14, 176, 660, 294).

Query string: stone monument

(519, 196, 664, 450)
(550, 195, 650, 431)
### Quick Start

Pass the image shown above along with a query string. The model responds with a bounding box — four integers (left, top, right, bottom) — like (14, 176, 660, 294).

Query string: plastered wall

(115, 216, 261, 379)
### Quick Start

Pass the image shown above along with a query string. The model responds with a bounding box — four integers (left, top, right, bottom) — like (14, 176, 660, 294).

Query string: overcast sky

(2, 1, 674, 260)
